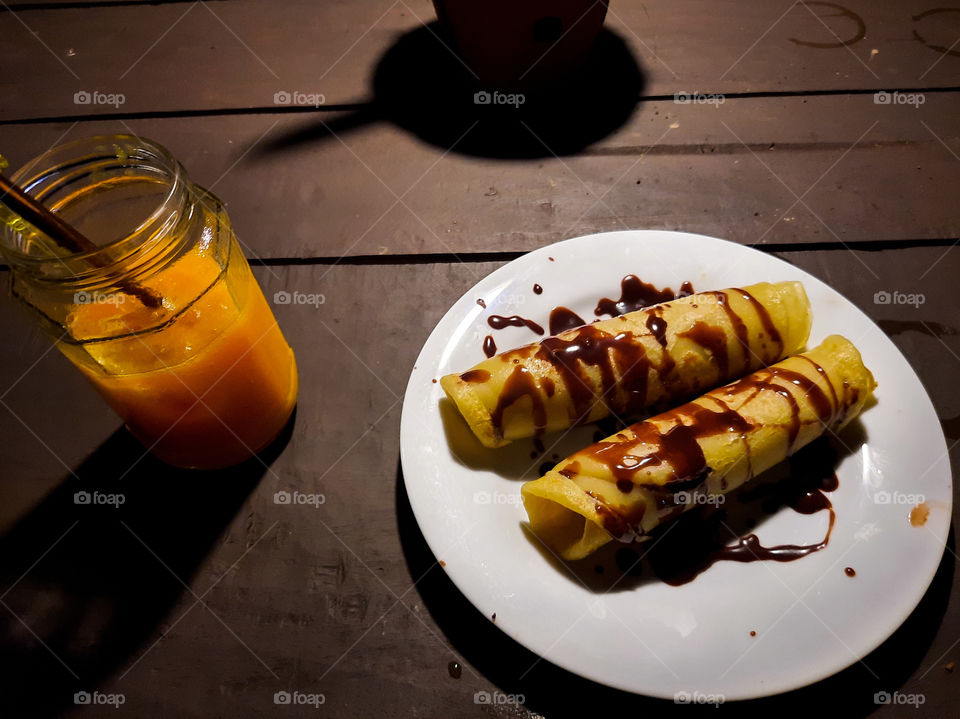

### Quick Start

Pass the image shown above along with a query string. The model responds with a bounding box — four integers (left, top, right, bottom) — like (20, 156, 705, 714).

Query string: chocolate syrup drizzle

(679, 322, 730, 377)
(486, 281, 699, 433)
(612, 438, 841, 585)
(490, 365, 547, 435)
(488, 314, 544, 335)
(478, 278, 800, 469)
(484, 282, 797, 443)
(564, 354, 838, 545)
(468, 274, 847, 582)
(579, 399, 757, 543)
(719, 362, 837, 449)
(479, 275, 693, 358)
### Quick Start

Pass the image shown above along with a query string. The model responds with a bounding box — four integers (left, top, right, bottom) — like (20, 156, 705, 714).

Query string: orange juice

(2, 135, 298, 469)
(66, 242, 297, 470)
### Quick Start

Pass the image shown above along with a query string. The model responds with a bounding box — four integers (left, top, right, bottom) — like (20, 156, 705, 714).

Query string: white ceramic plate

(399, 231, 952, 700)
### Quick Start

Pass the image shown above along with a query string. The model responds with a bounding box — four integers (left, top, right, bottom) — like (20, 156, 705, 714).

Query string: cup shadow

(395, 425, 953, 716)
(255, 23, 646, 160)
(0, 411, 294, 717)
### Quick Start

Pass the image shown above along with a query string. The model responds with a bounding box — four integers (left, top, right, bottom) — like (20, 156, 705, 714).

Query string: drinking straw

(0, 173, 162, 309)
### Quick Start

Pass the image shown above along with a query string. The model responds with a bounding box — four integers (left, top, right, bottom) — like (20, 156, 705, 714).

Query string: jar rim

(2, 134, 188, 276)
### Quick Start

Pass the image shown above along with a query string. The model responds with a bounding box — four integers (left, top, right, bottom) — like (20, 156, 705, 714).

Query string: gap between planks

(3, 87, 960, 127)
(3, 238, 953, 273)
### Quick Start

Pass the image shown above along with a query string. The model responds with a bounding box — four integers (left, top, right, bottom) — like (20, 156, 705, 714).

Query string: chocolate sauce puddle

(595, 276, 694, 318)
(548, 306, 587, 335)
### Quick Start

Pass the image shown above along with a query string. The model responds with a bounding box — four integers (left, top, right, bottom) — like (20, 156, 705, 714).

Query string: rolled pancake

(441, 282, 811, 448)
(522, 335, 876, 560)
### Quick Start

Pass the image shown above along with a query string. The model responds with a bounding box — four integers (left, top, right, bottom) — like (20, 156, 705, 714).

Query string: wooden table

(1, 1, 957, 716)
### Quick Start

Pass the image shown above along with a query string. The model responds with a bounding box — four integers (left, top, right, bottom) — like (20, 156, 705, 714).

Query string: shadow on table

(0, 413, 293, 717)
(255, 22, 646, 160)
(396, 458, 954, 717)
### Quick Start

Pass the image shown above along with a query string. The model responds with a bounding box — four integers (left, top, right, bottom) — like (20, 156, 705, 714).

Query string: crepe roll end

(743, 280, 812, 356)
(774, 281, 813, 355)
(522, 473, 613, 560)
(439, 373, 506, 448)
(806, 334, 877, 429)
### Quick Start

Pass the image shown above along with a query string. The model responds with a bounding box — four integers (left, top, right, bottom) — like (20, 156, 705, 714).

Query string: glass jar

(1, 135, 298, 469)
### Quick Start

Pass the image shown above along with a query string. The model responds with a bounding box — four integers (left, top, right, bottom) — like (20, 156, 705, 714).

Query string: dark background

(0, 0, 958, 716)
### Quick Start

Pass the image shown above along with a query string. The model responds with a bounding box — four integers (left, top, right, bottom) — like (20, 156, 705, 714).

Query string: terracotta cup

(432, 0, 610, 88)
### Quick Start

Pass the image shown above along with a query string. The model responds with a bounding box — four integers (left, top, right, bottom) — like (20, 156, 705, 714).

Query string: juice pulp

(66, 244, 298, 469)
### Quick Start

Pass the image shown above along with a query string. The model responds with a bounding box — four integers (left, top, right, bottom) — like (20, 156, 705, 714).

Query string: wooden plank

(2, 93, 959, 258)
(0, 250, 956, 715)
(1, 0, 959, 122)
(5, 0, 206, 6)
